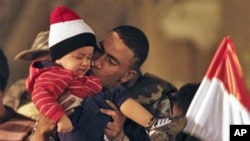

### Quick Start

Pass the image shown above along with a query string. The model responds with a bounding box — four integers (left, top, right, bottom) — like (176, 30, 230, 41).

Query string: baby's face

(56, 46, 94, 78)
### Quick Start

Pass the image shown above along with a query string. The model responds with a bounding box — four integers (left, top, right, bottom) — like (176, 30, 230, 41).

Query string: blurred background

(1, 0, 250, 89)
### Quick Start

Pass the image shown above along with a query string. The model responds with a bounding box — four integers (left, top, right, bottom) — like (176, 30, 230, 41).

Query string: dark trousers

(58, 105, 111, 141)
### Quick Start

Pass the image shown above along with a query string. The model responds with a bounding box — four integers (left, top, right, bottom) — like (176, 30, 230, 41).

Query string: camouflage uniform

(125, 73, 187, 141)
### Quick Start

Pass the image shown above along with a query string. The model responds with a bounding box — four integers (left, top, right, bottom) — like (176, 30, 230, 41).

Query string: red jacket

(26, 60, 102, 123)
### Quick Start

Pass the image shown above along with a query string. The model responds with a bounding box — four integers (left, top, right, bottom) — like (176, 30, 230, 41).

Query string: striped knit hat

(49, 6, 97, 61)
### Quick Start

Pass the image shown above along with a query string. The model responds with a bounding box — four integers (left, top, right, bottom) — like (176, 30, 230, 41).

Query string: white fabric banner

(183, 36, 250, 141)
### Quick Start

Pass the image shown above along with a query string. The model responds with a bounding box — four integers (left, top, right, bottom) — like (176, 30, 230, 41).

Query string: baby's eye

(75, 56, 83, 59)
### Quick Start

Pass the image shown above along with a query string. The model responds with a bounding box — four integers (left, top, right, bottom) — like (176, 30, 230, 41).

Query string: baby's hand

(57, 114, 73, 133)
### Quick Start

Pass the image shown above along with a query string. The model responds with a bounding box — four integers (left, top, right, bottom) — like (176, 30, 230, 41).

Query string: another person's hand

(57, 114, 73, 133)
(30, 114, 56, 141)
(30, 92, 76, 141)
(100, 100, 126, 141)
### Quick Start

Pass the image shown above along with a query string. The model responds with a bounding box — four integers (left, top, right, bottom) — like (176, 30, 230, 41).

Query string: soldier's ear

(120, 70, 137, 83)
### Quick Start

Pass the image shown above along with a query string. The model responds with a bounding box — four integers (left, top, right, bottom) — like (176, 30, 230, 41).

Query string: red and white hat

(49, 6, 97, 61)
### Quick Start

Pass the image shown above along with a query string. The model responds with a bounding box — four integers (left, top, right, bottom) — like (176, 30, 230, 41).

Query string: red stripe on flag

(206, 36, 250, 111)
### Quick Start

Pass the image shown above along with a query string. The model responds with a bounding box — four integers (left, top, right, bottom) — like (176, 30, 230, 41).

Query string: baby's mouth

(75, 69, 86, 76)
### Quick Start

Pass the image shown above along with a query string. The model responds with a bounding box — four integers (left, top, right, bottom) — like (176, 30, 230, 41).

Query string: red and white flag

(183, 36, 250, 141)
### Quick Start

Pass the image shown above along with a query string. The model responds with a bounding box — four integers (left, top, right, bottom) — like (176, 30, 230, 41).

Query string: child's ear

(120, 70, 137, 83)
